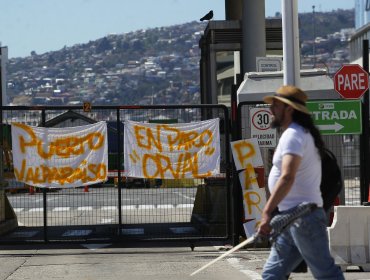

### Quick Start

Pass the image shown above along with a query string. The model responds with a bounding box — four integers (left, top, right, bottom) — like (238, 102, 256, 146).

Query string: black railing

(1, 104, 232, 245)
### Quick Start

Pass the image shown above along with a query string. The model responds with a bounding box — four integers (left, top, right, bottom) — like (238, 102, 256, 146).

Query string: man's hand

(258, 212, 272, 236)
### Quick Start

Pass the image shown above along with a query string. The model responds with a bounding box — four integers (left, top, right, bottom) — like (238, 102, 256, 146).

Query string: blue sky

(0, 0, 355, 58)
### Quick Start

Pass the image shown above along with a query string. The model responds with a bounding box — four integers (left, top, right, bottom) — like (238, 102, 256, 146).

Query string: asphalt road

(7, 187, 198, 226)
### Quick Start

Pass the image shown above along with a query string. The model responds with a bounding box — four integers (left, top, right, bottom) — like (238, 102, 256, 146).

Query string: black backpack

(320, 148, 343, 211)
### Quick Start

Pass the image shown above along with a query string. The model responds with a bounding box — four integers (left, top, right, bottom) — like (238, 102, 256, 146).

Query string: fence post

(361, 40, 370, 204)
(231, 85, 243, 245)
(0, 48, 4, 224)
(117, 108, 123, 234)
(41, 109, 48, 242)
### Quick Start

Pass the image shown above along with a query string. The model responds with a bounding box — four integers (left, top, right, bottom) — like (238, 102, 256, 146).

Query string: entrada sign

(307, 100, 362, 135)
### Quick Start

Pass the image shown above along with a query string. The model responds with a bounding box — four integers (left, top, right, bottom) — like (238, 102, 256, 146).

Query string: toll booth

(236, 69, 356, 227)
(199, 19, 283, 108)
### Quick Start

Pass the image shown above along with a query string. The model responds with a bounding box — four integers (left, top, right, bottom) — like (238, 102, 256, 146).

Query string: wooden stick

(190, 235, 257, 276)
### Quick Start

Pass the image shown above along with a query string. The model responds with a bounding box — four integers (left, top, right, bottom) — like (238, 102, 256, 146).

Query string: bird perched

(200, 10, 213, 21)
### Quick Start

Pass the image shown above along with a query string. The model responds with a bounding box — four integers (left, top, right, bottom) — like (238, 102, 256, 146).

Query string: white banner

(124, 119, 220, 179)
(231, 138, 266, 236)
(11, 121, 108, 188)
(231, 138, 263, 170)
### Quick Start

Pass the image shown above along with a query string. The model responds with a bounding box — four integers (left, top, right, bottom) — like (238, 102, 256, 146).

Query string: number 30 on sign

(252, 109, 271, 130)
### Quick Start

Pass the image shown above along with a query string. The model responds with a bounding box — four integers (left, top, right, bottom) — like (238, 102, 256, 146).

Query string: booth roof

(237, 69, 340, 104)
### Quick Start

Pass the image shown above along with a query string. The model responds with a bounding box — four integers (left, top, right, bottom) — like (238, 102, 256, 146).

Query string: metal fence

(1, 105, 232, 244)
(237, 101, 362, 209)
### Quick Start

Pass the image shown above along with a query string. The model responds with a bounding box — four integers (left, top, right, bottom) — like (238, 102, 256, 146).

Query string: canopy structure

(237, 69, 341, 103)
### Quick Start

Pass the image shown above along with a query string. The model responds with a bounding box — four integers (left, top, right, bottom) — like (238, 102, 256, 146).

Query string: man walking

(259, 85, 344, 279)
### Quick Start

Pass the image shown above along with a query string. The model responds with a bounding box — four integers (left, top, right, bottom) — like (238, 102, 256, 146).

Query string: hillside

(6, 9, 355, 106)
(7, 22, 206, 106)
(298, 8, 354, 41)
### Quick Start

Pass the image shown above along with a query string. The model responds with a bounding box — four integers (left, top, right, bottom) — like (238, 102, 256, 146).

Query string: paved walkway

(0, 243, 369, 280)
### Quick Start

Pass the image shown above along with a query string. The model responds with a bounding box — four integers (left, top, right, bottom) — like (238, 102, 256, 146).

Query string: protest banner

(124, 119, 220, 179)
(11, 121, 108, 188)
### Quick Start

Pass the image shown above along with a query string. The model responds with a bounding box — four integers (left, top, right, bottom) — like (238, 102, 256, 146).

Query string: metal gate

(0, 104, 232, 244)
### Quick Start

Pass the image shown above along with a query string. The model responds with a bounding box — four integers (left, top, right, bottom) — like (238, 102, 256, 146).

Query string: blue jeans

(262, 208, 344, 280)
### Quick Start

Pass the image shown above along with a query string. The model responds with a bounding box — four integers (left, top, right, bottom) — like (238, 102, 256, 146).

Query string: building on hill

(355, 0, 370, 29)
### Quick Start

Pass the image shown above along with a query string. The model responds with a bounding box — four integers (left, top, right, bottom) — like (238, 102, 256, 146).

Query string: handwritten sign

(231, 138, 266, 237)
(11, 121, 108, 188)
(124, 119, 220, 179)
(231, 138, 263, 170)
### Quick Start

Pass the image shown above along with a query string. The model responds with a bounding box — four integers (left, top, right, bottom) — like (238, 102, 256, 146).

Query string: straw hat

(263, 85, 310, 115)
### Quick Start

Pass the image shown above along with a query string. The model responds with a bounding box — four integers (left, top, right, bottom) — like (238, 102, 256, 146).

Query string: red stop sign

(334, 64, 369, 99)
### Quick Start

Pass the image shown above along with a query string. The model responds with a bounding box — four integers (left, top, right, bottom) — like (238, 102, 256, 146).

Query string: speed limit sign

(250, 108, 276, 148)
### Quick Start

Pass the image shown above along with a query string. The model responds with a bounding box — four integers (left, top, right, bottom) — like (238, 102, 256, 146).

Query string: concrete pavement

(0, 242, 368, 280)
(0, 242, 246, 280)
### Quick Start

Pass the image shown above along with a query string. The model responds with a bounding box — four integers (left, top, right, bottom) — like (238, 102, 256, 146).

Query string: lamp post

(312, 5, 316, 68)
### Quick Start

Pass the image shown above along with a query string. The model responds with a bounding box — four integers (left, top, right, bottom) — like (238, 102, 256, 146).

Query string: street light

(312, 5, 316, 68)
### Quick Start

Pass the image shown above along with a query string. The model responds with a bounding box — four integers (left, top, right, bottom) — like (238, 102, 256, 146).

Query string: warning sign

(250, 108, 276, 148)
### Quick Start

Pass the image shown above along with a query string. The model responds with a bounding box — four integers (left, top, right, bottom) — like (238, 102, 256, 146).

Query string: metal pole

(282, 0, 300, 86)
(117, 109, 122, 234)
(230, 84, 242, 245)
(242, 0, 266, 73)
(312, 5, 316, 68)
(225, 0, 242, 20)
(0, 48, 3, 223)
(361, 39, 370, 204)
(41, 109, 48, 242)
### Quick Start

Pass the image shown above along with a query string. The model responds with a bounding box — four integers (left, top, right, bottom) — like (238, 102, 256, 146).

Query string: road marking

(240, 269, 263, 280)
(45, 197, 59, 203)
(62, 229, 92, 237)
(14, 204, 194, 212)
(102, 206, 117, 211)
(176, 204, 193, 208)
(174, 191, 195, 201)
(121, 228, 144, 235)
(53, 207, 70, 211)
(170, 227, 197, 234)
(138, 205, 155, 209)
(101, 218, 114, 224)
(77, 206, 93, 211)
(157, 204, 173, 209)
(122, 205, 137, 210)
(227, 258, 262, 280)
(29, 208, 43, 212)
(10, 231, 38, 238)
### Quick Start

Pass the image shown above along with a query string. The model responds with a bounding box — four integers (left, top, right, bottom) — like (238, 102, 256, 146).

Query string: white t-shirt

(268, 122, 323, 211)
